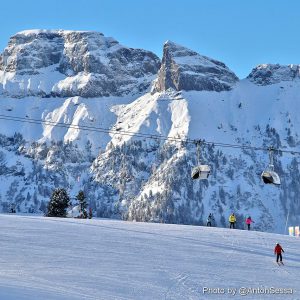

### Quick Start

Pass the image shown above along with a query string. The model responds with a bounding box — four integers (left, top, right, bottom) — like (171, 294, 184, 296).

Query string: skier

(207, 213, 214, 227)
(10, 204, 16, 213)
(245, 216, 255, 230)
(229, 213, 236, 229)
(274, 243, 284, 264)
(88, 207, 93, 219)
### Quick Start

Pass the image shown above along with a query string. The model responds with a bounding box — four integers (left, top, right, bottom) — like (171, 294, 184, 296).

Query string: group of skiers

(206, 213, 254, 230)
(206, 213, 285, 264)
(229, 213, 255, 230)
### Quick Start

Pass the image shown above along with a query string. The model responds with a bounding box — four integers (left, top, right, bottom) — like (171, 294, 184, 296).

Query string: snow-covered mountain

(0, 30, 160, 97)
(0, 30, 299, 233)
(248, 63, 300, 85)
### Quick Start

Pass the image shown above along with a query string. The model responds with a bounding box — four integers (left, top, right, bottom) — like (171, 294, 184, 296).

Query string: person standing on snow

(229, 213, 236, 229)
(274, 243, 284, 264)
(207, 213, 214, 227)
(245, 216, 255, 230)
(88, 207, 93, 219)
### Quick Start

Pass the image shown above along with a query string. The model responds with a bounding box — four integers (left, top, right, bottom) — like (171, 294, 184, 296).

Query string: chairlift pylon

(191, 140, 211, 180)
(261, 147, 281, 185)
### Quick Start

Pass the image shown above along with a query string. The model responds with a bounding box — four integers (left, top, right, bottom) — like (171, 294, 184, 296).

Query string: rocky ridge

(247, 63, 300, 85)
(152, 41, 239, 93)
(0, 30, 161, 97)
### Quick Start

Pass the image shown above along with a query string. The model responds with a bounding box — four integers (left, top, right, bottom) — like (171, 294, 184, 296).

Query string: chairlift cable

(0, 114, 300, 156)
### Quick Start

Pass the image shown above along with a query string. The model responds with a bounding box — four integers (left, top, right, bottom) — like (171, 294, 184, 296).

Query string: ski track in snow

(0, 214, 299, 300)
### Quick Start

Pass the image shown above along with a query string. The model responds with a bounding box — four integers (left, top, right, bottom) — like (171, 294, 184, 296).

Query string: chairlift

(261, 147, 281, 185)
(191, 140, 211, 180)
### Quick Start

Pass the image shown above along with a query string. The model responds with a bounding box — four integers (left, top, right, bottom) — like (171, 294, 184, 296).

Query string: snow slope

(0, 214, 299, 300)
(0, 94, 136, 154)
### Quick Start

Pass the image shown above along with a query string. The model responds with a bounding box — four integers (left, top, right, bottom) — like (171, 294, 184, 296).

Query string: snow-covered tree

(76, 190, 87, 218)
(47, 188, 70, 217)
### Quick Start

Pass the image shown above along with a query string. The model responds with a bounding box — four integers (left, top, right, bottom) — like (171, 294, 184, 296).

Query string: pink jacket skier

(245, 216, 254, 230)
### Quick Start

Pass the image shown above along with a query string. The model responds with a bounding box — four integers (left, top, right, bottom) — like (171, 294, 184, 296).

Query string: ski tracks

(271, 258, 292, 278)
(164, 272, 201, 300)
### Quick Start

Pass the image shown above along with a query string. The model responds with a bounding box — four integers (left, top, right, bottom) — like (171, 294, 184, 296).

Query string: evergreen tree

(47, 188, 70, 217)
(76, 190, 87, 218)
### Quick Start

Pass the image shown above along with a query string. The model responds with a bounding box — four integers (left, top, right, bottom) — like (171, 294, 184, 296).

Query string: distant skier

(245, 216, 255, 230)
(88, 207, 93, 219)
(229, 213, 236, 229)
(10, 204, 16, 214)
(207, 213, 214, 227)
(274, 243, 284, 264)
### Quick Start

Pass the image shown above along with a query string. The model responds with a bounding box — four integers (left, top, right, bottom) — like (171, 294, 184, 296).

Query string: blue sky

(1, 0, 300, 78)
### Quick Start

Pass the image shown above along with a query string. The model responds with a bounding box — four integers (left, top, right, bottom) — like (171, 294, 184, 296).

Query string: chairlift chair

(191, 140, 211, 180)
(192, 164, 211, 179)
(261, 148, 281, 185)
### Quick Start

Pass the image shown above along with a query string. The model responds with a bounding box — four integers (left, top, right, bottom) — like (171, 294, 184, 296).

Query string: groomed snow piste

(0, 214, 299, 300)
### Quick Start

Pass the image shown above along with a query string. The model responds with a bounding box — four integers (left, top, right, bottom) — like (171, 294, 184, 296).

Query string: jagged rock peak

(152, 41, 239, 93)
(0, 29, 161, 98)
(247, 64, 300, 85)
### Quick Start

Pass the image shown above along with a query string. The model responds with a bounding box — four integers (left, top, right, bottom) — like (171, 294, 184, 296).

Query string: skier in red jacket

(274, 243, 284, 264)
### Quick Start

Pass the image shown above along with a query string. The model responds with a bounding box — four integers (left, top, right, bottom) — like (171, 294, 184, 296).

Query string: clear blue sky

(1, 0, 300, 78)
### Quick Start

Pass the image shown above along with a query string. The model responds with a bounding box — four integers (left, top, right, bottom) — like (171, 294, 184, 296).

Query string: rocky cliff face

(0, 30, 64, 73)
(152, 41, 239, 93)
(0, 30, 161, 97)
(248, 64, 300, 85)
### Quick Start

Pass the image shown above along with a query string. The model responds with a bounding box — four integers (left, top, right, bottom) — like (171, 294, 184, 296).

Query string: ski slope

(0, 214, 299, 300)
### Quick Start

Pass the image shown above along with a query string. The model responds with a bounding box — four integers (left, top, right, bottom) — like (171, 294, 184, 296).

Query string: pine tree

(76, 190, 87, 218)
(47, 188, 70, 217)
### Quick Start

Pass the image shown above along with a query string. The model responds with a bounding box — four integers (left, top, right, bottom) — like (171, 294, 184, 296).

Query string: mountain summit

(0, 30, 161, 98)
(152, 40, 239, 93)
(247, 63, 300, 85)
